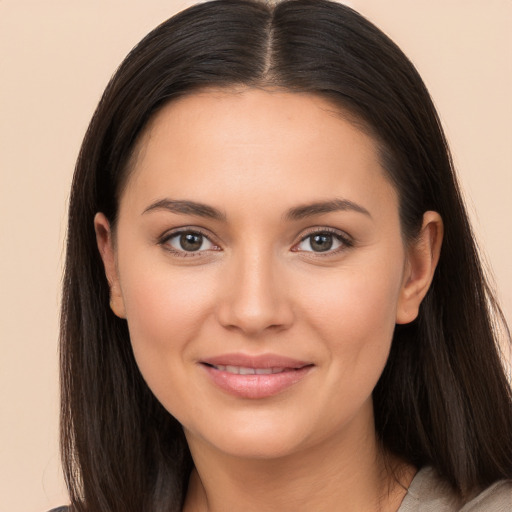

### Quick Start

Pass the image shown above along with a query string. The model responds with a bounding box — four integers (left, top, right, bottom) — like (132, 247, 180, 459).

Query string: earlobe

(94, 212, 126, 319)
(396, 211, 443, 325)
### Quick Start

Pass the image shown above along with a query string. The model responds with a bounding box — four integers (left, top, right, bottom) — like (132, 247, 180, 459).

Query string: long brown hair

(61, 1, 512, 510)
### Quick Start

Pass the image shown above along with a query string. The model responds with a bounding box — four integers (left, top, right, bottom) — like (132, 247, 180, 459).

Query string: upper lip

(201, 353, 312, 369)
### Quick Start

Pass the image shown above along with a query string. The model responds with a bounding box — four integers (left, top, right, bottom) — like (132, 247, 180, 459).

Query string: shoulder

(398, 467, 512, 512)
(47, 508, 69, 512)
(461, 479, 512, 511)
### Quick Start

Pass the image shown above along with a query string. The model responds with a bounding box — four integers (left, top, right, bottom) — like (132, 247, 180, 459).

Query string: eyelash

(158, 227, 353, 258)
(159, 227, 220, 258)
(293, 227, 354, 256)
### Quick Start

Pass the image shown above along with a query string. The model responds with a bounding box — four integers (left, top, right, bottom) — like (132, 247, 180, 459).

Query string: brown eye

(180, 233, 203, 251)
(165, 231, 215, 253)
(309, 234, 333, 252)
(295, 231, 350, 254)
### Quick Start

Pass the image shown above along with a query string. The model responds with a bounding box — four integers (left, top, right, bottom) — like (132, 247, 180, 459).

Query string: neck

(182, 413, 415, 512)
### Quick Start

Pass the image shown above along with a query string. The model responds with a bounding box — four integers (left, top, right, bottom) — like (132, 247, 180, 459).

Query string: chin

(183, 410, 319, 461)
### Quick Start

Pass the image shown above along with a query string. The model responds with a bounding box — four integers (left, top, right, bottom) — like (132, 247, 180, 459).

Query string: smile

(200, 354, 314, 399)
(207, 365, 294, 375)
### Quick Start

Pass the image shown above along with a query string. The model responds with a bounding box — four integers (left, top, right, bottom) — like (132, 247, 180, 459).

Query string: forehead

(139, 88, 371, 157)
(122, 88, 396, 214)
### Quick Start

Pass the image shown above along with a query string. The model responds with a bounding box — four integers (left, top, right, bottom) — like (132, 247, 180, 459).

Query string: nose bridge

(216, 242, 293, 335)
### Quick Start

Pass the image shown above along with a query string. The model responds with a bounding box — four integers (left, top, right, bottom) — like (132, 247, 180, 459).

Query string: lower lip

(201, 364, 313, 399)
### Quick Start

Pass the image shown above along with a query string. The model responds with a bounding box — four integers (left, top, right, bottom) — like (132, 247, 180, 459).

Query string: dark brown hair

(61, 1, 512, 510)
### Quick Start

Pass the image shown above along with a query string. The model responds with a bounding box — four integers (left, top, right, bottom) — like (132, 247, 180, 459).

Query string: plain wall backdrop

(1, 1, 510, 510)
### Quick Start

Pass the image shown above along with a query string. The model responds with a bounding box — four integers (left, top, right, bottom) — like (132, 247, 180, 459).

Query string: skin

(95, 88, 443, 511)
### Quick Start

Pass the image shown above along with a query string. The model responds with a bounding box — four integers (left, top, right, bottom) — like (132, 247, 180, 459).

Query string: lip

(200, 353, 314, 399)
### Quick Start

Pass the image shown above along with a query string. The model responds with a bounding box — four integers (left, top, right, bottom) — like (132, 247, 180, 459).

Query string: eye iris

(310, 234, 333, 252)
(180, 233, 203, 251)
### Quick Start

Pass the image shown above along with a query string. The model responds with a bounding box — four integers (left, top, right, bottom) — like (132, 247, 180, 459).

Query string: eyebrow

(285, 198, 371, 221)
(142, 197, 371, 222)
(142, 199, 226, 221)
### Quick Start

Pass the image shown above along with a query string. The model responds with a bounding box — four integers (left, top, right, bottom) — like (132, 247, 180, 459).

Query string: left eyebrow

(142, 199, 226, 221)
(284, 198, 372, 221)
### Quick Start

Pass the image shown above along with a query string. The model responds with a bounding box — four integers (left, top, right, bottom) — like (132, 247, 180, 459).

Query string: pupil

(180, 233, 203, 251)
(311, 234, 333, 252)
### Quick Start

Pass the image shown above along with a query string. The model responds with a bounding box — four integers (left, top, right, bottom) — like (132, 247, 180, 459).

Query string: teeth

(255, 368, 272, 375)
(212, 365, 288, 375)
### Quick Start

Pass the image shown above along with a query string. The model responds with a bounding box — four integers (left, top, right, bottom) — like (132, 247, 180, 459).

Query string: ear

(94, 212, 126, 319)
(396, 211, 443, 325)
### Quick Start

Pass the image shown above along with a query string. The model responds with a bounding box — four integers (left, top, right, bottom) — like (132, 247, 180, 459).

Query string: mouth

(199, 354, 314, 399)
(203, 364, 306, 375)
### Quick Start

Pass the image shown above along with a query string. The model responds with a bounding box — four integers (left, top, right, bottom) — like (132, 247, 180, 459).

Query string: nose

(215, 248, 294, 337)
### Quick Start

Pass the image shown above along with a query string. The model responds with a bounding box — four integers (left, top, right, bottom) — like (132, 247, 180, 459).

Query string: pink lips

(200, 353, 313, 399)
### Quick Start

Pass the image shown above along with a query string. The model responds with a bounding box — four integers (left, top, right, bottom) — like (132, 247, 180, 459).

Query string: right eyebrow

(142, 199, 226, 221)
(284, 198, 372, 221)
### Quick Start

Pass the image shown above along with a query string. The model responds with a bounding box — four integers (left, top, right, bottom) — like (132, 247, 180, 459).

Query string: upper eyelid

(160, 226, 218, 243)
(297, 226, 352, 242)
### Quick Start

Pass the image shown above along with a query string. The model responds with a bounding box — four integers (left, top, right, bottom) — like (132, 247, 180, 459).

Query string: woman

(54, 0, 512, 510)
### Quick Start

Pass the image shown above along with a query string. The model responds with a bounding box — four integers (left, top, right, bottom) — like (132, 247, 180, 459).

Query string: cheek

(125, 273, 204, 343)
(298, 258, 403, 387)
(117, 255, 216, 392)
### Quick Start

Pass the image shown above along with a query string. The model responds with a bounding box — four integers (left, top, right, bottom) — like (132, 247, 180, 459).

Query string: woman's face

(96, 88, 439, 460)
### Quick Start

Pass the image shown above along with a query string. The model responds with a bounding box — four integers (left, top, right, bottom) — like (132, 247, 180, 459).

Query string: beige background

(1, 1, 510, 510)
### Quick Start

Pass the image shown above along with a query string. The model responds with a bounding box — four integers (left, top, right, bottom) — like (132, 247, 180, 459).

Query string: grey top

(398, 467, 512, 511)
(49, 468, 511, 511)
